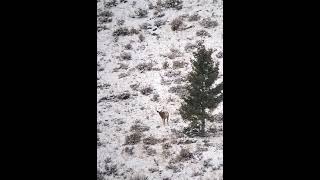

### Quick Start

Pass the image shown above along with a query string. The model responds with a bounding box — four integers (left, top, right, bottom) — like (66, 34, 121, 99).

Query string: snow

(98, 0, 223, 179)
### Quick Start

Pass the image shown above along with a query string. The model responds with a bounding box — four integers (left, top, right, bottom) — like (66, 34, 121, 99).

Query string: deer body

(156, 110, 169, 126)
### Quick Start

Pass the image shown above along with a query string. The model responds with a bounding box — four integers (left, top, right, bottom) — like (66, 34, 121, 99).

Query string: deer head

(155, 107, 169, 126)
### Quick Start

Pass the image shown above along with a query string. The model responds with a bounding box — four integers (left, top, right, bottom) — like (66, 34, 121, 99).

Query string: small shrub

(188, 13, 200, 21)
(129, 174, 148, 180)
(172, 60, 187, 69)
(196, 30, 211, 37)
(161, 77, 173, 85)
(98, 16, 112, 23)
(203, 140, 214, 147)
(164, 70, 181, 77)
(98, 67, 104, 72)
(113, 36, 119, 42)
(151, 33, 160, 40)
(171, 128, 185, 138)
(125, 43, 132, 50)
(118, 72, 129, 79)
(176, 148, 193, 161)
(162, 149, 171, 159)
(117, 19, 125, 26)
(169, 85, 187, 97)
(97, 136, 103, 148)
(162, 61, 169, 69)
(98, 10, 113, 17)
(97, 50, 105, 56)
(174, 76, 187, 84)
(199, 17, 218, 28)
(166, 163, 180, 173)
(120, 52, 132, 60)
(124, 132, 142, 145)
(171, 118, 179, 123)
(124, 146, 134, 155)
(168, 48, 182, 59)
(192, 171, 203, 177)
(140, 22, 152, 30)
(156, 0, 163, 6)
(140, 86, 153, 95)
(196, 40, 204, 47)
(143, 136, 160, 145)
(130, 124, 150, 132)
(104, 0, 118, 8)
(154, 11, 165, 18)
(150, 93, 160, 102)
(163, 0, 183, 10)
(184, 43, 197, 52)
(135, 8, 148, 18)
(130, 27, 140, 35)
(154, 19, 167, 27)
(113, 63, 129, 72)
(162, 142, 172, 149)
(177, 139, 197, 144)
(98, 96, 114, 103)
(148, 3, 155, 9)
(203, 158, 213, 168)
(196, 146, 208, 153)
(139, 34, 145, 42)
(136, 62, 153, 72)
(97, 25, 109, 32)
(216, 51, 223, 58)
(97, 128, 102, 133)
(105, 164, 118, 176)
(97, 83, 111, 89)
(148, 167, 159, 173)
(104, 157, 112, 164)
(130, 83, 140, 91)
(179, 13, 189, 19)
(161, 48, 182, 59)
(207, 125, 217, 134)
(97, 170, 105, 180)
(117, 91, 130, 100)
(208, 113, 223, 122)
(113, 27, 130, 36)
(146, 147, 157, 156)
(170, 17, 183, 31)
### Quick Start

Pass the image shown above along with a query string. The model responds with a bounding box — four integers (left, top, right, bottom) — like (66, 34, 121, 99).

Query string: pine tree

(179, 45, 223, 137)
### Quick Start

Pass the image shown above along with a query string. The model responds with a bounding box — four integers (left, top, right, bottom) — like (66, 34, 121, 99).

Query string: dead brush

(143, 136, 160, 145)
(199, 17, 218, 28)
(170, 17, 184, 31)
(129, 174, 148, 180)
(176, 148, 193, 162)
(124, 132, 142, 145)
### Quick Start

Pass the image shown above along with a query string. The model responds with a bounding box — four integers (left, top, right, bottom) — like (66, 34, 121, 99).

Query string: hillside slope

(97, 0, 223, 179)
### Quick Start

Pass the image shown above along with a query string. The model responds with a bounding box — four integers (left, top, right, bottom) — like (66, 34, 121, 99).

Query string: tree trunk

(200, 118, 205, 136)
(200, 109, 206, 136)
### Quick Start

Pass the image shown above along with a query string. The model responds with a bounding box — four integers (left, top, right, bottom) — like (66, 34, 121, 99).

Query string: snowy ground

(97, 0, 223, 179)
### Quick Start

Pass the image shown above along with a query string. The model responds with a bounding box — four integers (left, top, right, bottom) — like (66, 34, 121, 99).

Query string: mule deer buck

(156, 108, 169, 126)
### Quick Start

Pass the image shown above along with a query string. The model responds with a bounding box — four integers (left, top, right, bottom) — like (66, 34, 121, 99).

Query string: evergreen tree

(180, 45, 223, 137)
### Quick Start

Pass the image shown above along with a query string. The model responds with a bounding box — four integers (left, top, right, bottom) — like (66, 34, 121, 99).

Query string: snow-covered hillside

(97, 0, 223, 179)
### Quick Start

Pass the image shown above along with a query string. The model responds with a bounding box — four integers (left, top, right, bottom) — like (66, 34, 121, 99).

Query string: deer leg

(163, 119, 165, 126)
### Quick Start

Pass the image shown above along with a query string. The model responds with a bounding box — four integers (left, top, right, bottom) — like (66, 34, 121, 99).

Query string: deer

(155, 107, 169, 126)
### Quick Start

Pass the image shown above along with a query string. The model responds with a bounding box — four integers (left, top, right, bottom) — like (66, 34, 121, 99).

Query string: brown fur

(157, 110, 169, 126)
